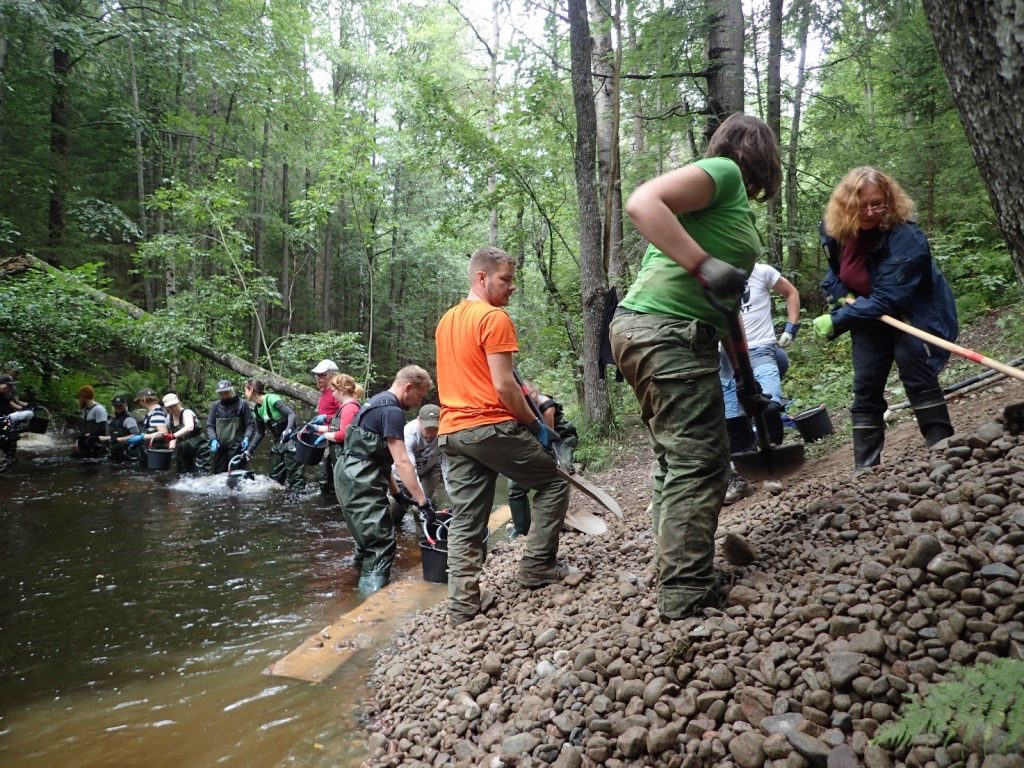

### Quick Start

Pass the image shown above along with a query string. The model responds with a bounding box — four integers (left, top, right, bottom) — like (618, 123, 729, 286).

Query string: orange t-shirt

(435, 300, 519, 435)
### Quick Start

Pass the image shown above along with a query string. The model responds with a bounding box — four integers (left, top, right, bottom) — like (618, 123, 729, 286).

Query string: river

(0, 434, 464, 767)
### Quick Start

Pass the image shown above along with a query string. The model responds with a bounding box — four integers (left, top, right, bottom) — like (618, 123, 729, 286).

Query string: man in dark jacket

(206, 380, 255, 474)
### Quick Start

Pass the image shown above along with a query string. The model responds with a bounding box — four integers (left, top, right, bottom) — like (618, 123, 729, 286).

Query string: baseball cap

(310, 359, 339, 374)
(112, 395, 128, 407)
(136, 388, 157, 401)
(0, 374, 13, 385)
(215, 379, 235, 393)
(162, 393, 181, 408)
(418, 404, 440, 428)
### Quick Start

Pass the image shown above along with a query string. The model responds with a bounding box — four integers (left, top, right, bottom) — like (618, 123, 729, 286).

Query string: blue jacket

(820, 221, 958, 371)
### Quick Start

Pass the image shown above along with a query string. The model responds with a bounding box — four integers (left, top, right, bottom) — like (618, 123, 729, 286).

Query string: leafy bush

(931, 223, 1014, 323)
(875, 658, 1024, 753)
(271, 331, 372, 385)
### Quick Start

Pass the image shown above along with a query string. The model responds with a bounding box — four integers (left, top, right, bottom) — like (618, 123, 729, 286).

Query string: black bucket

(419, 528, 488, 584)
(28, 406, 50, 434)
(146, 447, 175, 470)
(792, 404, 834, 443)
(227, 470, 256, 490)
(293, 432, 326, 466)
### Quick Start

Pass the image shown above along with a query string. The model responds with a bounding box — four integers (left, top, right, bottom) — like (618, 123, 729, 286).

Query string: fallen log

(0, 254, 320, 407)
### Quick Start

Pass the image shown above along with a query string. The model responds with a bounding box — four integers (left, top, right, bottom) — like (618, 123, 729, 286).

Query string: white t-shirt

(83, 403, 109, 425)
(402, 418, 440, 474)
(740, 263, 782, 347)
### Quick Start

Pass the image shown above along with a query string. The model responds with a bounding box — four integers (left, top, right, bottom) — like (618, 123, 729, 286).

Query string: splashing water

(169, 472, 284, 497)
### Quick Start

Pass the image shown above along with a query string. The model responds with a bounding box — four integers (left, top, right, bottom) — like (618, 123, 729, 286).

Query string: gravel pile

(363, 415, 1024, 768)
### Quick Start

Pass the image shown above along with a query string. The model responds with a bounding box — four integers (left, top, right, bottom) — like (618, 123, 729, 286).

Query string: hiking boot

(519, 562, 576, 589)
(724, 473, 750, 505)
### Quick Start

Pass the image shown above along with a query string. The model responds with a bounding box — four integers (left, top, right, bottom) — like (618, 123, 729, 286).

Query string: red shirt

(838, 230, 880, 296)
(317, 389, 341, 419)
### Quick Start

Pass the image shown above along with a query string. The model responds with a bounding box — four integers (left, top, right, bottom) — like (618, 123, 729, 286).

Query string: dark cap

(0, 374, 13, 385)
(136, 388, 157, 401)
(112, 395, 128, 407)
(418, 404, 440, 428)
(216, 379, 235, 393)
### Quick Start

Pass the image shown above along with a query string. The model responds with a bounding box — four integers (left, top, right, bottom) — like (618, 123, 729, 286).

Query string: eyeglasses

(860, 203, 888, 214)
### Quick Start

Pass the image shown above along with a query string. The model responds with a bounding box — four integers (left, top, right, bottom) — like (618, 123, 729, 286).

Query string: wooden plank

(269, 505, 513, 683)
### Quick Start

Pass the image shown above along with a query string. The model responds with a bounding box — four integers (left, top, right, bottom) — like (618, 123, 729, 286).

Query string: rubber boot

(358, 572, 388, 597)
(508, 484, 532, 538)
(910, 388, 954, 447)
(763, 401, 785, 446)
(726, 416, 756, 455)
(852, 413, 885, 473)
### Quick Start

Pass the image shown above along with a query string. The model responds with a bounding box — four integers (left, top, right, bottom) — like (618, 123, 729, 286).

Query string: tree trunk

(281, 151, 292, 337)
(48, 44, 71, 256)
(764, 0, 783, 265)
(1, 255, 319, 407)
(487, 0, 500, 245)
(921, 0, 1024, 288)
(704, 0, 744, 142)
(568, 0, 612, 429)
(251, 115, 270, 364)
(0, 36, 8, 174)
(784, 0, 810, 272)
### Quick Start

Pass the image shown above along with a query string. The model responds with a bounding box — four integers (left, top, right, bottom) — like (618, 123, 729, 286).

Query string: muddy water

(0, 436, 473, 767)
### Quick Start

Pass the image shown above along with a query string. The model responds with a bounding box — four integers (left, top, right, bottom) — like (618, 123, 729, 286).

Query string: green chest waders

(336, 398, 398, 595)
(259, 399, 302, 488)
(173, 410, 210, 474)
(211, 413, 243, 474)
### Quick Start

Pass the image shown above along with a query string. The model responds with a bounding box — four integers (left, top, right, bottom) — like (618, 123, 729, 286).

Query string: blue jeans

(720, 345, 786, 419)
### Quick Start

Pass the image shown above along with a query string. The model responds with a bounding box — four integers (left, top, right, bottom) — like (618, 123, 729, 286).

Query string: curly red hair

(824, 166, 916, 242)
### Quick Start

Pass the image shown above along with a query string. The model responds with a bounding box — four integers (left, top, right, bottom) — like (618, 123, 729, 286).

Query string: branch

(447, 1, 494, 59)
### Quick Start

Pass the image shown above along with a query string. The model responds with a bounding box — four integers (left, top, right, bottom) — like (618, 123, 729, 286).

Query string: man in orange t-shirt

(435, 246, 571, 624)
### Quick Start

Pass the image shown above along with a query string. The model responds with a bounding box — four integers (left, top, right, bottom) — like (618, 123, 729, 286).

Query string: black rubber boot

(508, 487, 532, 537)
(726, 416, 756, 455)
(852, 413, 885, 471)
(909, 388, 954, 447)
(763, 401, 785, 446)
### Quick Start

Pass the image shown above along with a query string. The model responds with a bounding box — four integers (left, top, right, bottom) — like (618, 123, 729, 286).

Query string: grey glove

(694, 256, 748, 296)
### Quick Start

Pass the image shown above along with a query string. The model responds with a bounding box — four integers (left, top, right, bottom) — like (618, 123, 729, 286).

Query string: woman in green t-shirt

(244, 379, 304, 488)
(610, 113, 781, 622)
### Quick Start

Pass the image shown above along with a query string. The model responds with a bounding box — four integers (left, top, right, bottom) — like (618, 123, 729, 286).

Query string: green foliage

(930, 223, 1014, 323)
(876, 659, 1024, 753)
(271, 332, 372, 385)
(780, 332, 854, 415)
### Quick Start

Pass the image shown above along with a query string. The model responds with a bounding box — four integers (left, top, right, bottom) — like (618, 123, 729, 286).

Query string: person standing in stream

(163, 393, 211, 474)
(435, 246, 570, 625)
(125, 388, 170, 464)
(610, 113, 781, 621)
(244, 379, 303, 488)
(206, 380, 255, 474)
(311, 359, 341, 495)
(99, 395, 140, 462)
(72, 385, 108, 459)
(813, 166, 956, 473)
(336, 366, 433, 595)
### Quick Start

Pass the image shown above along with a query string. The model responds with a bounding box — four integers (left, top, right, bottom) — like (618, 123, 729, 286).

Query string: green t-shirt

(620, 156, 763, 334)
(255, 393, 284, 423)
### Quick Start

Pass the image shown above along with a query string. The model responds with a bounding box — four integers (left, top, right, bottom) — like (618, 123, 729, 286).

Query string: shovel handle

(843, 299, 1024, 385)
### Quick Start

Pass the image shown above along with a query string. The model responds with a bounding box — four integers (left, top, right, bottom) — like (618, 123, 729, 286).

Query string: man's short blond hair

(468, 246, 516, 279)
(395, 365, 433, 391)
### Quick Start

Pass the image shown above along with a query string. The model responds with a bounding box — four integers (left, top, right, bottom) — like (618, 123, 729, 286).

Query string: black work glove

(737, 377, 772, 419)
(394, 489, 415, 507)
(694, 256, 748, 297)
(417, 499, 437, 528)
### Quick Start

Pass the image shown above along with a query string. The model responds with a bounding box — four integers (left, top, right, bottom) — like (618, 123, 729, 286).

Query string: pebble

(787, 730, 832, 767)
(729, 731, 767, 768)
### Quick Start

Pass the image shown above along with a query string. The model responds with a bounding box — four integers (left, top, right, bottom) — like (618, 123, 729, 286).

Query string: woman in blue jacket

(813, 166, 957, 472)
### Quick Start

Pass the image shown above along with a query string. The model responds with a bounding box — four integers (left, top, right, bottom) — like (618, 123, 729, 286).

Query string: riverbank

(362, 382, 1024, 767)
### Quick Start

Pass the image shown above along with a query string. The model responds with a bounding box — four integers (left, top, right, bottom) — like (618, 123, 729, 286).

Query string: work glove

(126, 434, 145, 446)
(835, 293, 855, 308)
(527, 418, 553, 450)
(394, 489, 415, 507)
(693, 256, 748, 297)
(417, 498, 437, 529)
(736, 377, 772, 419)
(209, 438, 220, 454)
(778, 322, 800, 348)
(240, 437, 250, 452)
(160, 432, 174, 442)
(310, 415, 327, 426)
(314, 434, 327, 447)
(279, 428, 293, 443)
(812, 314, 835, 341)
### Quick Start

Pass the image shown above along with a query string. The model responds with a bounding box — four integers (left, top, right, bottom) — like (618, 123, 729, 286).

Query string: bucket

(28, 406, 50, 434)
(146, 447, 175, 470)
(293, 431, 326, 466)
(792, 404, 834, 443)
(419, 528, 488, 584)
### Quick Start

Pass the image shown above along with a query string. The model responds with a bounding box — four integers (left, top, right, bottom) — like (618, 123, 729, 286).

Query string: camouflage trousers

(610, 310, 730, 619)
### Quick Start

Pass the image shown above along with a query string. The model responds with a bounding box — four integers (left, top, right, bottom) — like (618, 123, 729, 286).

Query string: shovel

(707, 291, 806, 482)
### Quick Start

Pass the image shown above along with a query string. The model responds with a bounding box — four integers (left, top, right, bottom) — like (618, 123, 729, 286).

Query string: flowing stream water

(0, 434, 479, 767)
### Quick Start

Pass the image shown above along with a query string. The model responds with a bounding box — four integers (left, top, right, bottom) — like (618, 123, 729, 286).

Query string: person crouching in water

(163, 393, 211, 473)
(125, 388, 170, 463)
(98, 395, 140, 462)
(337, 366, 433, 595)
(206, 380, 255, 474)
(72, 385, 109, 459)
(245, 379, 303, 488)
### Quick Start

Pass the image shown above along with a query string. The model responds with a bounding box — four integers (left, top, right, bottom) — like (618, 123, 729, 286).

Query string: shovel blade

(731, 443, 805, 482)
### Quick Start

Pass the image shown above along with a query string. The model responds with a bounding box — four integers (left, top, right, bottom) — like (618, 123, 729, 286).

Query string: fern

(876, 659, 1024, 752)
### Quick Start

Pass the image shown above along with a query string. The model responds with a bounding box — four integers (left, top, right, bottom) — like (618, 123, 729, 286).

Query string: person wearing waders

(98, 395, 140, 462)
(506, 381, 578, 537)
(206, 380, 255, 474)
(812, 167, 956, 474)
(125, 388, 170, 464)
(162, 393, 211, 473)
(610, 113, 781, 621)
(435, 246, 571, 625)
(388, 403, 448, 524)
(244, 379, 303, 488)
(72, 385, 108, 459)
(336, 366, 433, 595)
(311, 359, 341, 495)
